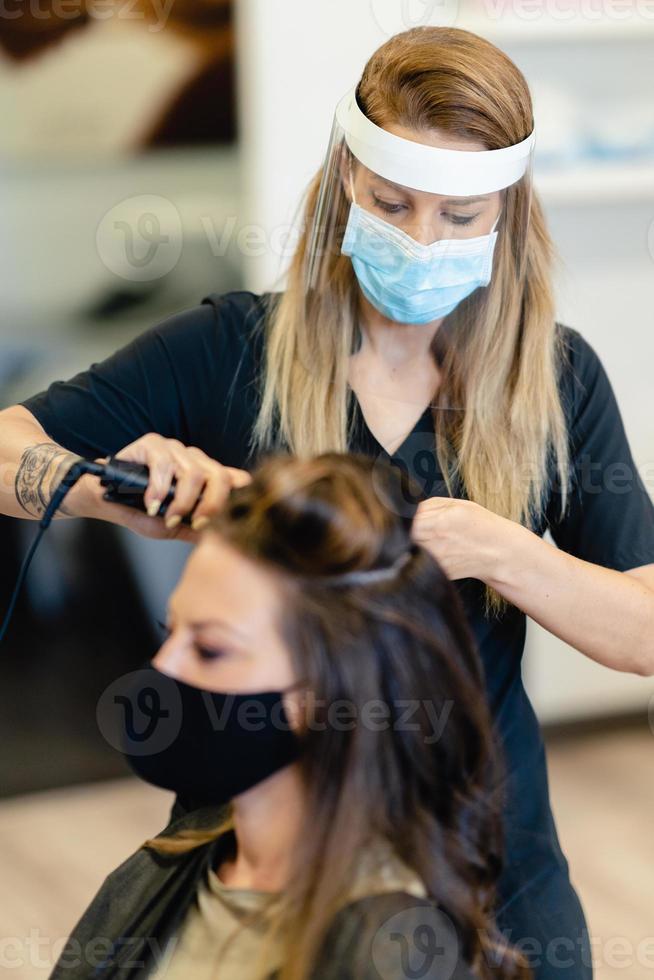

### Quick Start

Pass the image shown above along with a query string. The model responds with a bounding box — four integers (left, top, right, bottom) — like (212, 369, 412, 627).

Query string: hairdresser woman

(2, 25, 654, 979)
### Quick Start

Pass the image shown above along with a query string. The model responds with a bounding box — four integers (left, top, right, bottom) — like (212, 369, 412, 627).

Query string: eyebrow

(442, 196, 491, 206)
(192, 620, 248, 636)
(373, 175, 491, 206)
(166, 607, 250, 641)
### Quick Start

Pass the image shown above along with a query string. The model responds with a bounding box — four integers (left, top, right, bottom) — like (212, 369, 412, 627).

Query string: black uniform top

(20, 290, 654, 970)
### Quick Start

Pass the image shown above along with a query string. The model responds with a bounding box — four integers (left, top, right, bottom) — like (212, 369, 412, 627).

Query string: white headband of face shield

(335, 88, 535, 197)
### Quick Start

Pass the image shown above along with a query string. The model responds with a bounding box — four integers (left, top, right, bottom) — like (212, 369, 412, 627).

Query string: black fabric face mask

(112, 662, 302, 808)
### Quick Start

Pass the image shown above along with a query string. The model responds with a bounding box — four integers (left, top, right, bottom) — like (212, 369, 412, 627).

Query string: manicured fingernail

(147, 499, 162, 518)
(191, 516, 210, 531)
(165, 514, 182, 530)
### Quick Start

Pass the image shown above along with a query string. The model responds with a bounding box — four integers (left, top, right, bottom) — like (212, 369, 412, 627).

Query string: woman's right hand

(66, 433, 252, 541)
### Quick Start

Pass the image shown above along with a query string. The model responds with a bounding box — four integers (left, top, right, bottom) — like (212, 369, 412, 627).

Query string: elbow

(637, 619, 654, 676)
(634, 656, 654, 678)
(627, 601, 654, 676)
(606, 643, 654, 677)
(629, 641, 654, 677)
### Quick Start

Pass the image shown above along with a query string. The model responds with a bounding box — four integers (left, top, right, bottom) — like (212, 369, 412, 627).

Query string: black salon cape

(22, 291, 654, 980)
(47, 799, 459, 980)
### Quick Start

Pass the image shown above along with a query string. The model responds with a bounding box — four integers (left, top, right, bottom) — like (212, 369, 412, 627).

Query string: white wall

(524, 198, 654, 722)
(235, 0, 437, 292)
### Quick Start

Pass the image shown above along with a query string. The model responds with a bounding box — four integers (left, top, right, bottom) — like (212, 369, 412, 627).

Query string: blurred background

(0, 1, 653, 977)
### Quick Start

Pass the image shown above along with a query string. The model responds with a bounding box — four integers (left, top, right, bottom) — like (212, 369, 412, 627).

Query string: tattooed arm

(14, 442, 82, 519)
(0, 406, 205, 541)
(0, 406, 101, 521)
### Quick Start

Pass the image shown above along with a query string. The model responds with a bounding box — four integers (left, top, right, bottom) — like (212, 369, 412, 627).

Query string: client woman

(50, 453, 528, 980)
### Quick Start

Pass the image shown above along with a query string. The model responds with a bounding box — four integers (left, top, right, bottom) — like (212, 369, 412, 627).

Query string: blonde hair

(250, 26, 570, 617)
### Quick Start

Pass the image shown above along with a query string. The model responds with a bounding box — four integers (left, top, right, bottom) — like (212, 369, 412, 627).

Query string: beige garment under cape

(148, 834, 427, 980)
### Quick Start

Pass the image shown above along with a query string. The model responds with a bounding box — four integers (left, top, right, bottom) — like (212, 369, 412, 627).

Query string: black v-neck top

(20, 289, 654, 891)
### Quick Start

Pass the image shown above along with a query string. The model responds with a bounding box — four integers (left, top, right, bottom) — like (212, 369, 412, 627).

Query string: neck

(217, 764, 305, 892)
(357, 293, 443, 367)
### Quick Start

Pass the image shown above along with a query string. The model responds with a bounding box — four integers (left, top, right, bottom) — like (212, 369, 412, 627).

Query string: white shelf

(535, 161, 654, 203)
(459, 14, 654, 43)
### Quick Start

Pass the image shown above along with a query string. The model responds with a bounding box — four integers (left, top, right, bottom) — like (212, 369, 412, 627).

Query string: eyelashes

(196, 648, 224, 662)
(154, 619, 224, 661)
(445, 214, 479, 226)
(371, 194, 480, 226)
(372, 194, 406, 215)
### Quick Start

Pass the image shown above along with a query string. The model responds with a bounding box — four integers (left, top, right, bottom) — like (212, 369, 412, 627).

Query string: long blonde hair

(250, 27, 570, 616)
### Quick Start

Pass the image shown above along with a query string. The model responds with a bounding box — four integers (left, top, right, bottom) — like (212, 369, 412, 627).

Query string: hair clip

(319, 549, 412, 587)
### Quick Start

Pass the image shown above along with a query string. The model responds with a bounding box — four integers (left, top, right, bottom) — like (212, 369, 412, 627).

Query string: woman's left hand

(411, 496, 518, 582)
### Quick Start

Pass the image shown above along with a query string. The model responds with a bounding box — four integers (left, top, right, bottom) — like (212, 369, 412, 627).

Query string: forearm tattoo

(15, 443, 82, 518)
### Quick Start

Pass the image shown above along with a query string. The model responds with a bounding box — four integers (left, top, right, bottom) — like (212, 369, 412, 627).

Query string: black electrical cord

(0, 527, 47, 647)
(0, 460, 104, 645)
(0, 456, 169, 646)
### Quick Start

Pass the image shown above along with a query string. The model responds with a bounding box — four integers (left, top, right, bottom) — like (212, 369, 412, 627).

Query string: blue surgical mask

(341, 195, 499, 325)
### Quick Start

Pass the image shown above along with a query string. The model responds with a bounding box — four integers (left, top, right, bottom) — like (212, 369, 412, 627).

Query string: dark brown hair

(149, 451, 529, 979)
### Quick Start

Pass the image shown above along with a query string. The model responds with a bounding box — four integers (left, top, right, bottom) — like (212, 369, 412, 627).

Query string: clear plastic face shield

(303, 88, 535, 413)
